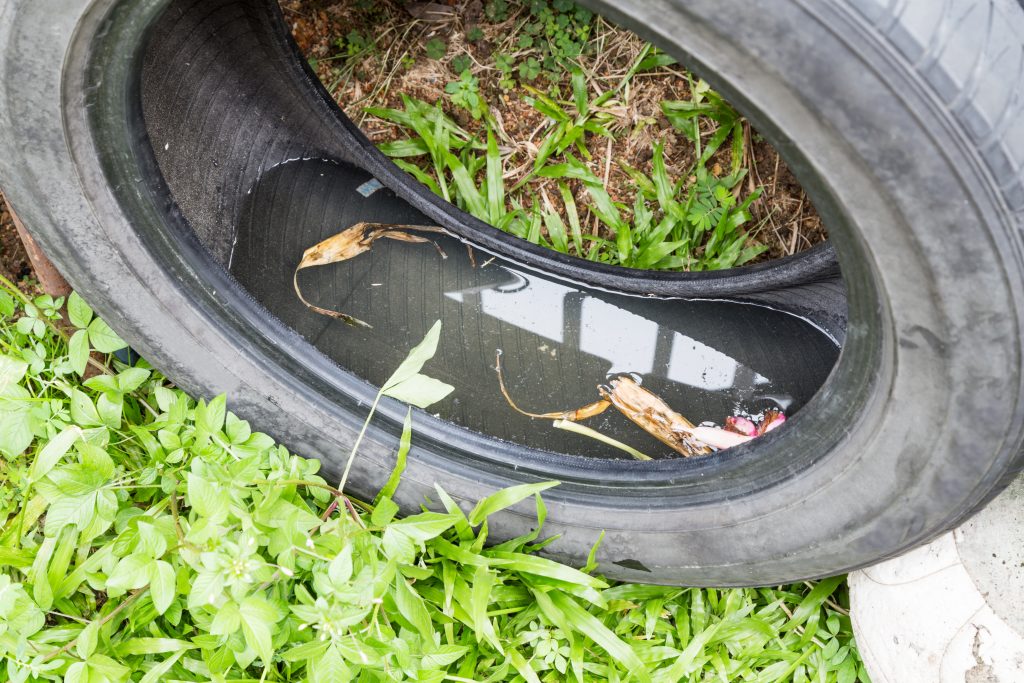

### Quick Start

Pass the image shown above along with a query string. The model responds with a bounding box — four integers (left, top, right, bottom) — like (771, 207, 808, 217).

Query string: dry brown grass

(280, 0, 826, 263)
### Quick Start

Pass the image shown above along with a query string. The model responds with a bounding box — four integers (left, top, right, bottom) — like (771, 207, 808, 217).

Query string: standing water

(230, 159, 839, 459)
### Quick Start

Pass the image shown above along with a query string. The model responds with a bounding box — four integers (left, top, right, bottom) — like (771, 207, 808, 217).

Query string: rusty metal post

(3, 193, 71, 297)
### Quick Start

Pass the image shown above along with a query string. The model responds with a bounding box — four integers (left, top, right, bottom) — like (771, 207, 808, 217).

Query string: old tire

(0, 0, 1023, 585)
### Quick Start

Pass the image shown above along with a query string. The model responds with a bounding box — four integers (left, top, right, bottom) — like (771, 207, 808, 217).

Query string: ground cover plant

(285, 0, 826, 271)
(0, 273, 868, 681)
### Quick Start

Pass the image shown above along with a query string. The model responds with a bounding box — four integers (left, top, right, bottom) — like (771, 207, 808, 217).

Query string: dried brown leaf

(599, 377, 711, 457)
(293, 222, 448, 328)
(495, 350, 612, 421)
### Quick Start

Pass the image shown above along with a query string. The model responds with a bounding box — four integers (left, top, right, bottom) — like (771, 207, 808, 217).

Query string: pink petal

(691, 426, 755, 450)
(758, 411, 787, 435)
(725, 416, 758, 437)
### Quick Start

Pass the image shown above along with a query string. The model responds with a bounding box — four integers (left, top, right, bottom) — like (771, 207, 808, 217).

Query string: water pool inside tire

(230, 158, 839, 459)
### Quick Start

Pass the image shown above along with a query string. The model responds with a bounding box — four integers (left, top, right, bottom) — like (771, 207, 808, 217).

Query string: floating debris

(725, 410, 786, 437)
(293, 222, 447, 327)
(497, 350, 786, 458)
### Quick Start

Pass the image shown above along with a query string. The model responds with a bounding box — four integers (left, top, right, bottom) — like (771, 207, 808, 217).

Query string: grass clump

(286, 0, 828, 271)
(369, 43, 766, 271)
(0, 278, 865, 681)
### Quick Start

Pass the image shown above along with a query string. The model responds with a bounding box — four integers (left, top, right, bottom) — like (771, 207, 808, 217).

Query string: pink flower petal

(758, 410, 786, 435)
(726, 416, 758, 436)
(691, 426, 755, 450)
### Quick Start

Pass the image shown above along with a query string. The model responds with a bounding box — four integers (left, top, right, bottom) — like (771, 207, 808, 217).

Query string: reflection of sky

(445, 272, 771, 391)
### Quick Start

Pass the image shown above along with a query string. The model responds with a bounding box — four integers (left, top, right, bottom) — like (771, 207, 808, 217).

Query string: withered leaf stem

(293, 222, 449, 328)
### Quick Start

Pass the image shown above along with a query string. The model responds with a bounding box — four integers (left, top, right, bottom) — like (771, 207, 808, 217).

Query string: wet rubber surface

(230, 158, 840, 459)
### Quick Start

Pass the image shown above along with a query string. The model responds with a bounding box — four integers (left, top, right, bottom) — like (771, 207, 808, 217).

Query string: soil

(279, 0, 826, 263)
(0, 192, 35, 286)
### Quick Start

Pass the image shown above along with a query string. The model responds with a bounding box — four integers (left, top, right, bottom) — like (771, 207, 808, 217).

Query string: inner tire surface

(0, 0, 1023, 585)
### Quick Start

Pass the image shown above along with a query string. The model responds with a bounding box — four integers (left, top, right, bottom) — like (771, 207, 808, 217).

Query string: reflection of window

(446, 275, 569, 344)
(666, 332, 770, 391)
(445, 268, 774, 392)
(579, 298, 658, 375)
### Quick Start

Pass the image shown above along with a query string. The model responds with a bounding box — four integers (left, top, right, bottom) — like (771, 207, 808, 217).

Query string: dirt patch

(0, 193, 35, 286)
(283, 0, 826, 265)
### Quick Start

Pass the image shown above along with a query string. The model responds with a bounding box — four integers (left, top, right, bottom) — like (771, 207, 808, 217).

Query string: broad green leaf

(383, 372, 454, 409)
(64, 661, 87, 683)
(117, 367, 151, 393)
(509, 647, 542, 683)
(0, 385, 35, 457)
(139, 651, 186, 683)
(382, 320, 443, 391)
(115, 638, 195, 656)
(96, 392, 122, 429)
(390, 511, 458, 543)
(0, 290, 13, 317)
(327, 543, 354, 586)
(446, 152, 487, 220)
(0, 353, 28, 390)
(68, 329, 89, 376)
(395, 574, 434, 640)
(240, 596, 277, 665)
(67, 292, 94, 328)
(106, 554, 153, 592)
(196, 394, 227, 434)
(534, 121, 567, 171)
(378, 138, 430, 157)
(543, 211, 568, 253)
(186, 472, 228, 521)
(150, 560, 176, 614)
(784, 575, 846, 631)
(311, 643, 351, 683)
(30, 425, 80, 482)
(470, 565, 500, 651)
(69, 388, 102, 426)
(86, 317, 127, 353)
(210, 600, 241, 635)
(486, 128, 505, 225)
(30, 536, 55, 610)
(486, 551, 606, 589)
(0, 576, 46, 641)
(371, 496, 400, 527)
(76, 620, 99, 659)
(571, 68, 588, 115)
(281, 639, 329, 662)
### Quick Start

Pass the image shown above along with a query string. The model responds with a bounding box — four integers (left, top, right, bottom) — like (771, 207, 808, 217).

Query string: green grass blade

(485, 128, 505, 225)
(543, 211, 569, 253)
(559, 182, 584, 256)
(446, 151, 487, 220)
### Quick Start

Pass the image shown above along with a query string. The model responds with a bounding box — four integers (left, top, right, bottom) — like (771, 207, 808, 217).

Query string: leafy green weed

(0, 276, 861, 682)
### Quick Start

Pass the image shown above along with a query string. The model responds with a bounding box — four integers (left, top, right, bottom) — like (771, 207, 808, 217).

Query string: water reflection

(230, 158, 839, 459)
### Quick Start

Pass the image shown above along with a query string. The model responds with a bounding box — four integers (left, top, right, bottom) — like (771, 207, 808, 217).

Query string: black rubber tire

(1, 0, 1023, 585)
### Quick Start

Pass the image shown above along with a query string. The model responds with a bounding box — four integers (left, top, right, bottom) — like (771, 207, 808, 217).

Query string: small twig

(788, 197, 804, 256)
(168, 492, 186, 544)
(250, 478, 364, 527)
(42, 588, 147, 662)
(321, 499, 339, 521)
(602, 136, 614, 188)
(777, 600, 826, 648)
(770, 152, 781, 197)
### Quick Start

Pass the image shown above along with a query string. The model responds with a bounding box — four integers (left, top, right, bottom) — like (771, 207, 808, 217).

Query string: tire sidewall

(1, 0, 1022, 584)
